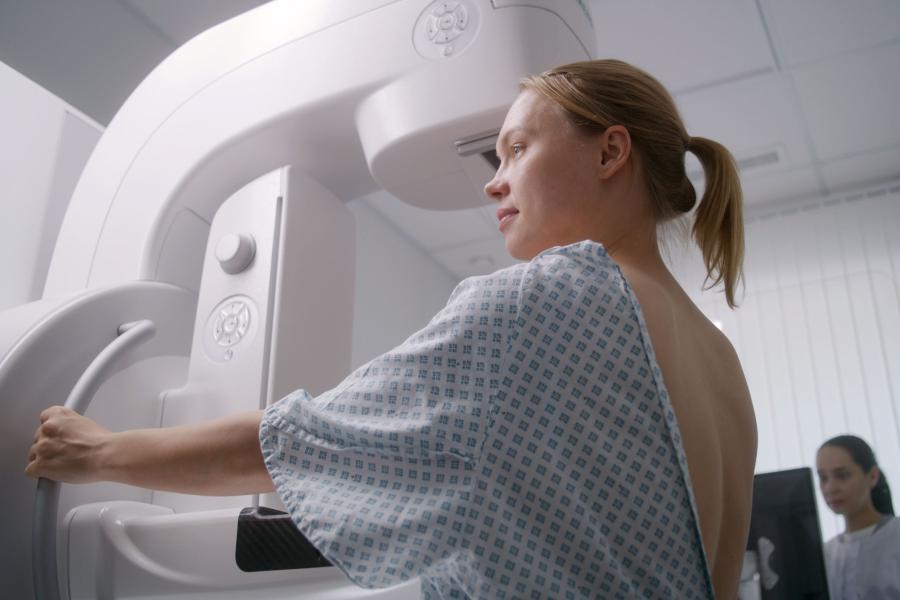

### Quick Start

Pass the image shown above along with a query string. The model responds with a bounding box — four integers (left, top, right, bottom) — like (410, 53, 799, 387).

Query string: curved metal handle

(33, 320, 156, 600)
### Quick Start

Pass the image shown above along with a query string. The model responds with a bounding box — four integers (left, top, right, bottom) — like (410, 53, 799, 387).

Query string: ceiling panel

(792, 41, 900, 161)
(590, 0, 775, 93)
(760, 0, 900, 67)
(741, 166, 823, 209)
(820, 145, 900, 194)
(677, 71, 814, 172)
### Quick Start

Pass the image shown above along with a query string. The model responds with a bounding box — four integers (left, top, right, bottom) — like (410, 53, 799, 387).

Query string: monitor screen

(742, 467, 830, 599)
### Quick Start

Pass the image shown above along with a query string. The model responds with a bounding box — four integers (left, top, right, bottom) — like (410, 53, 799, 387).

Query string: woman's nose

(484, 174, 508, 201)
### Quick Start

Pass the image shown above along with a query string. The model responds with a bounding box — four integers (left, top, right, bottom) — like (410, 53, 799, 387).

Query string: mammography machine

(0, 1, 594, 598)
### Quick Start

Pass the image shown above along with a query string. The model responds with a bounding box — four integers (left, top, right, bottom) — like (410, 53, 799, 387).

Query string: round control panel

(203, 295, 259, 362)
(216, 232, 256, 274)
(413, 0, 479, 60)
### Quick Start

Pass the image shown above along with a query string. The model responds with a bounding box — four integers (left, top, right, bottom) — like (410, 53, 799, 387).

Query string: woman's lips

(498, 213, 517, 232)
(497, 208, 519, 232)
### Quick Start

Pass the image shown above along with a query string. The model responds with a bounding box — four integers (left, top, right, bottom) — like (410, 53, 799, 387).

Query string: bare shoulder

(707, 326, 756, 436)
(621, 268, 678, 350)
(623, 268, 754, 428)
(692, 307, 757, 460)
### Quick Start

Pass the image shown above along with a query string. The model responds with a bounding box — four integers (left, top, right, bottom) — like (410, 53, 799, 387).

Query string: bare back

(623, 267, 757, 600)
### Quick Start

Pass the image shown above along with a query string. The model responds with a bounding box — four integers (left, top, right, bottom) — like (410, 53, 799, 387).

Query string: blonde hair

(521, 59, 745, 308)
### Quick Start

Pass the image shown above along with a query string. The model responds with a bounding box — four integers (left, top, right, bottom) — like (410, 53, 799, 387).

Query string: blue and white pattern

(260, 241, 714, 599)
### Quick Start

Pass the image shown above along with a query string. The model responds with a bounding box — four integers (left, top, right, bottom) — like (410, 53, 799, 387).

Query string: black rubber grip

(235, 506, 332, 572)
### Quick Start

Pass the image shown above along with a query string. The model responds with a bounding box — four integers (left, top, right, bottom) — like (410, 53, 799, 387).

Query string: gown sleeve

(259, 265, 526, 592)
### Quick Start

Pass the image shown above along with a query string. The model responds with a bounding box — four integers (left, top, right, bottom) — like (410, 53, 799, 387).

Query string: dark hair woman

(817, 435, 899, 599)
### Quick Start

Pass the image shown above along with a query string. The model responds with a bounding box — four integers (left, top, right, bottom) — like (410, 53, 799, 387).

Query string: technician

(817, 435, 899, 599)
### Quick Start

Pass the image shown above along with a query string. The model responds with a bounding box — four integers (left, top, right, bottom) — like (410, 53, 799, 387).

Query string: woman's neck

(845, 504, 883, 533)
(603, 223, 671, 281)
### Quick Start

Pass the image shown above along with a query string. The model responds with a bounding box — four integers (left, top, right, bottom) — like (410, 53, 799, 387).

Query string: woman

(817, 435, 899, 599)
(27, 60, 756, 599)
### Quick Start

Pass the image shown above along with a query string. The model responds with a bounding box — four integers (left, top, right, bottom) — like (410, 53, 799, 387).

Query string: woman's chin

(504, 234, 547, 262)
(505, 241, 536, 262)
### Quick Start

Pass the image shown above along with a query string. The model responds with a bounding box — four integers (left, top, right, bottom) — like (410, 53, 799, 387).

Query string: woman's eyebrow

(496, 126, 531, 153)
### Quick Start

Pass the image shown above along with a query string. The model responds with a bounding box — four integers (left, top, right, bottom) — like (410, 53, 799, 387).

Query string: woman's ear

(868, 465, 881, 490)
(597, 125, 632, 180)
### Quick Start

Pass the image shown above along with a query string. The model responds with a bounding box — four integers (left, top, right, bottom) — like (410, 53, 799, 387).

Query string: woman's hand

(25, 406, 112, 483)
(25, 407, 273, 496)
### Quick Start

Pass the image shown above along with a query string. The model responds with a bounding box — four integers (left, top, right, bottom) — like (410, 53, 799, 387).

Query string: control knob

(215, 232, 256, 274)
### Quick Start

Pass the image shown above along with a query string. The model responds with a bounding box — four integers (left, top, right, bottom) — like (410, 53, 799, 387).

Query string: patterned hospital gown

(259, 241, 715, 599)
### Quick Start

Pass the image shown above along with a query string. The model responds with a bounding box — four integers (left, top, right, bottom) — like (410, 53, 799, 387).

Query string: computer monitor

(743, 467, 830, 599)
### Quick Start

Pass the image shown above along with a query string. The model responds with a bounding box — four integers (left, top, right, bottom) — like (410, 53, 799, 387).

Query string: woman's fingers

(39, 405, 68, 423)
(26, 435, 49, 478)
(25, 408, 111, 483)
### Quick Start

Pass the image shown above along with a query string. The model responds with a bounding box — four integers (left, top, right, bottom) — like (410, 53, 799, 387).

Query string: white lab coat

(824, 515, 900, 600)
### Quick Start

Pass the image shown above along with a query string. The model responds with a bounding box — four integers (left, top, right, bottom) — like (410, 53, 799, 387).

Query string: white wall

(347, 200, 459, 370)
(0, 61, 102, 311)
(668, 182, 900, 541)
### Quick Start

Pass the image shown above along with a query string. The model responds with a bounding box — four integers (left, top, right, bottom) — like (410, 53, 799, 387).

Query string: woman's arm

(25, 406, 274, 496)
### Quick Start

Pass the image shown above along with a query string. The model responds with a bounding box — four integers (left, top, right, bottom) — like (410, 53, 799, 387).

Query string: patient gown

(259, 241, 714, 599)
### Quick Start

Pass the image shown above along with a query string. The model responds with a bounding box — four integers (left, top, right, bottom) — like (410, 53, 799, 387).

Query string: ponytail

(688, 137, 745, 309)
(873, 470, 895, 516)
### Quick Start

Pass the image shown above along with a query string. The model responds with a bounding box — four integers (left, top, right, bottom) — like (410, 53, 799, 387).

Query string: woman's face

(816, 445, 878, 516)
(484, 90, 608, 261)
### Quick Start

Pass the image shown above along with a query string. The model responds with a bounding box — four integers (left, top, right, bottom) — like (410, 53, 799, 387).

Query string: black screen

(747, 467, 830, 599)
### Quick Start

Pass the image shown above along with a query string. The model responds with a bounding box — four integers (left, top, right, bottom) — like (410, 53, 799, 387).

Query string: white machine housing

(43, 0, 593, 297)
(1, 1, 594, 598)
